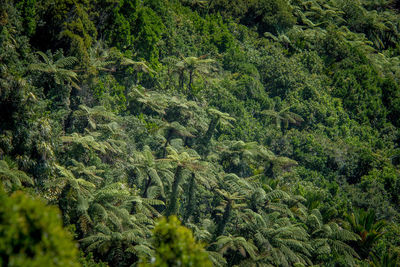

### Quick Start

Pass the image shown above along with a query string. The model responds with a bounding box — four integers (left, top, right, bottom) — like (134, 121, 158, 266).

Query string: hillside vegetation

(1, 0, 400, 266)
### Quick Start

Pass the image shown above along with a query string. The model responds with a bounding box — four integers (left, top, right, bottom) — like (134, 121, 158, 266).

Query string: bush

(140, 216, 212, 267)
(0, 187, 80, 267)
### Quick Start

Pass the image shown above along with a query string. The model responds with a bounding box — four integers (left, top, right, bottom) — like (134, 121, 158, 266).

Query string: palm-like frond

(208, 108, 236, 127)
(68, 159, 104, 185)
(75, 105, 118, 130)
(165, 146, 201, 170)
(207, 251, 227, 267)
(213, 235, 258, 260)
(61, 133, 113, 154)
(344, 209, 386, 258)
(261, 104, 303, 129)
(29, 51, 79, 89)
(370, 249, 400, 267)
(51, 163, 96, 198)
(120, 58, 155, 74)
(0, 159, 34, 190)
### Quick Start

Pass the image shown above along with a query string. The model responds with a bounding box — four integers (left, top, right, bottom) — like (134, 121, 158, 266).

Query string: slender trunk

(162, 133, 173, 158)
(142, 174, 151, 198)
(179, 70, 184, 92)
(203, 118, 219, 145)
(59, 184, 73, 225)
(183, 172, 196, 223)
(213, 200, 232, 239)
(282, 124, 287, 135)
(124, 85, 129, 101)
(264, 162, 274, 178)
(200, 118, 219, 157)
(165, 165, 183, 216)
(64, 110, 74, 133)
(188, 70, 193, 97)
(183, 136, 190, 147)
(64, 85, 81, 132)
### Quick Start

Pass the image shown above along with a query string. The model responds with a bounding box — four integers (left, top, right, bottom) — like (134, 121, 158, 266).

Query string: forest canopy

(1, 0, 400, 266)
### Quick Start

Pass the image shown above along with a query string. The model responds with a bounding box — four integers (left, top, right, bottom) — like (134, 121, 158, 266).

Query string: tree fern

(29, 51, 79, 89)
(0, 159, 33, 191)
(213, 235, 258, 260)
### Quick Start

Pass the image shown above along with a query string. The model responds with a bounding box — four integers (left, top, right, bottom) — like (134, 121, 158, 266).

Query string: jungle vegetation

(1, 0, 400, 266)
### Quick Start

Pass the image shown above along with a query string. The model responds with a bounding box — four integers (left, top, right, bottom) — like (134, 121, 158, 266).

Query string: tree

(345, 209, 387, 259)
(183, 172, 197, 224)
(173, 56, 215, 96)
(59, 3, 97, 63)
(160, 121, 195, 157)
(201, 108, 235, 149)
(261, 103, 304, 131)
(130, 146, 173, 199)
(218, 140, 267, 177)
(252, 212, 313, 267)
(164, 147, 202, 216)
(60, 132, 114, 156)
(68, 159, 104, 187)
(84, 42, 115, 76)
(183, 166, 217, 224)
(15, 0, 37, 36)
(0, 158, 33, 191)
(29, 50, 79, 109)
(80, 222, 149, 265)
(118, 54, 155, 92)
(29, 51, 79, 89)
(139, 216, 212, 267)
(47, 163, 96, 225)
(73, 105, 118, 131)
(213, 188, 246, 238)
(0, 186, 80, 266)
(79, 183, 158, 264)
(128, 88, 170, 116)
(306, 209, 360, 265)
(213, 235, 258, 265)
(370, 249, 400, 267)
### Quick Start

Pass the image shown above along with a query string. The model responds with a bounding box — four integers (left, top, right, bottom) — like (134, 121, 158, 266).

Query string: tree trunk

(179, 70, 184, 92)
(188, 70, 194, 97)
(183, 172, 196, 223)
(203, 117, 219, 145)
(165, 165, 183, 216)
(142, 174, 151, 198)
(162, 132, 173, 158)
(214, 200, 232, 239)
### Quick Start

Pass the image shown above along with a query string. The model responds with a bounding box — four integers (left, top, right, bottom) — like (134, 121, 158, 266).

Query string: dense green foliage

(139, 216, 212, 266)
(1, 0, 400, 266)
(0, 186, 80, 266)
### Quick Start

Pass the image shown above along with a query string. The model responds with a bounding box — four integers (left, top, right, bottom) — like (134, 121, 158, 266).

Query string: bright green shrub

(0, 187, 80, 267)
(140, 216, 212, 267)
